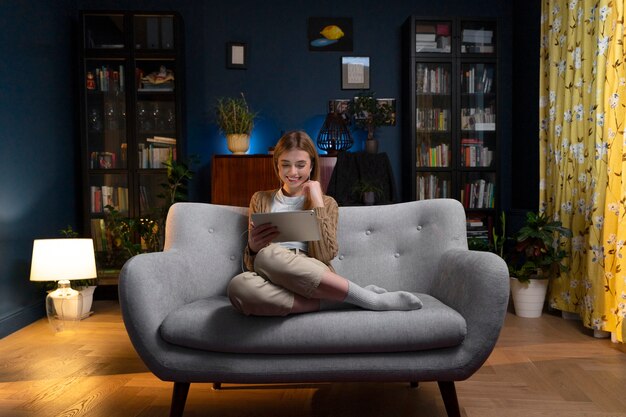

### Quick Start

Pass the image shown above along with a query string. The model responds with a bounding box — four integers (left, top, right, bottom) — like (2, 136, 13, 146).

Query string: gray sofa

(119, 198, 509, 417)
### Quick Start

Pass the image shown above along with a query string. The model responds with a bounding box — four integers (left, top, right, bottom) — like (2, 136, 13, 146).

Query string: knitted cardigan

(243, 189, 339, 272)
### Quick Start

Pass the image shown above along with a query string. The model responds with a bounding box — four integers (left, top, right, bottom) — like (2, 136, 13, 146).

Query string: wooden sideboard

(211, 155, 337, 207)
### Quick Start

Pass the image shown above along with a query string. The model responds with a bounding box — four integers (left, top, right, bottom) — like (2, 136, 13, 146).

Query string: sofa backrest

(333, 199, 467, 292)
(163, 199, 467, 297)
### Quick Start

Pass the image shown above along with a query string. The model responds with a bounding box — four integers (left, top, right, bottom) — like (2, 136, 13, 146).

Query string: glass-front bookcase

(403, 17, 498, 247)
(79, 11, 184, 285)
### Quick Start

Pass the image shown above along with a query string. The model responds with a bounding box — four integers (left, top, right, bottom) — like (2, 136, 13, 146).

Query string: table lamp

(316, 112, 353, 155)
(29, 238, 97, 333)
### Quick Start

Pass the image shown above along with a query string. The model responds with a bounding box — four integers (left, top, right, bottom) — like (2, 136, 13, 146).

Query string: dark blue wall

(0, 0, 78, 336)
(0, 0, 514, 337)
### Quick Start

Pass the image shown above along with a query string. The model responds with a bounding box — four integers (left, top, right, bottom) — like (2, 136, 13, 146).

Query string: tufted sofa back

(163, 199, 467, 299)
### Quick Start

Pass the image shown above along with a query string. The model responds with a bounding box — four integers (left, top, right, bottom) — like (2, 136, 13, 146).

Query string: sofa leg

(170, 382, 190, 417)
(212, 382, 222, 390)
(409, 381, 419, 388)
(437, 381, 461, 417)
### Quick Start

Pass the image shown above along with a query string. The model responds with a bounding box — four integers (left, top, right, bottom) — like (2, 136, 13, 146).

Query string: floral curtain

(539, 0, 625, 342)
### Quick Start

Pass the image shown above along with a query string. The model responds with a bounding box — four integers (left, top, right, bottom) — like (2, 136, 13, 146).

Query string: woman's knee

(227, 272, 293, 316)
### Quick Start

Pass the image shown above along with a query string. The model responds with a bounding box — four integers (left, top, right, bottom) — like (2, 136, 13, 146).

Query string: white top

(272, 189, 308, 253)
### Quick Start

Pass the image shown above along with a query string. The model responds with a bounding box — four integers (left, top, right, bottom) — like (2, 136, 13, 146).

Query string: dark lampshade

(316, 112, 353, 155)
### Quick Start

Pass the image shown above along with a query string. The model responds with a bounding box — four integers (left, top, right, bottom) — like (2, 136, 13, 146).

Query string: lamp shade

(30, 239, 97, 282)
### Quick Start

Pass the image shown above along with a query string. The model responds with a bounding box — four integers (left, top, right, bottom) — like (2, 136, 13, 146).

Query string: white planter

(78, 285, 97, 318)
(510, 277, 548, 318)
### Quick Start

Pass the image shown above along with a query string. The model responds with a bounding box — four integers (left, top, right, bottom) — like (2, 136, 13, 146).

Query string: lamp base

(46, 280, 83, 333)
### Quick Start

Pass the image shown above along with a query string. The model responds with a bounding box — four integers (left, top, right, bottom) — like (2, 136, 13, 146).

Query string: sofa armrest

(118, 250, 198, 374)
(430, 249, 510, 371)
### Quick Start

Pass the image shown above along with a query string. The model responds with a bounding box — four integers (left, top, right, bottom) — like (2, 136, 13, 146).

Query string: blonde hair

(272, 130, 320, 182)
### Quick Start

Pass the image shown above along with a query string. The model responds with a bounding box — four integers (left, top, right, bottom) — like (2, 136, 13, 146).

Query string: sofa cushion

(160, 294, 466, 354)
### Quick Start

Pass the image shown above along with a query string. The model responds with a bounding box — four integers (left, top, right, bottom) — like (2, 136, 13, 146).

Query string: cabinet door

(414, 62, 453, 200)
(84, 59, 128, 170)
(460, 20, 497, 55)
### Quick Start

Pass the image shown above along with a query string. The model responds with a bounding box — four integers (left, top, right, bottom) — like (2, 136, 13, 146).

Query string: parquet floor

(1, 300, 625, 417)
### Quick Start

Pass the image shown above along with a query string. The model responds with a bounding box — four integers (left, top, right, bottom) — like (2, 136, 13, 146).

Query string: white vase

(510, 277, 548, 318)
(226, 133, 250, 154)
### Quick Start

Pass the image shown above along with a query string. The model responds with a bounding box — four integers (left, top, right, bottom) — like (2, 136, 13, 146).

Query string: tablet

(251, 210, 321, 242)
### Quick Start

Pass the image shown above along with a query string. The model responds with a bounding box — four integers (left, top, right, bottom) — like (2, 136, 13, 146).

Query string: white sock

(319, 285, 389, 310)
(343, 282, 422, 311)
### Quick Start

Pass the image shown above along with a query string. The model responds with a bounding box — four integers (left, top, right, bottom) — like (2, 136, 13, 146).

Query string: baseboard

(0, 301, 45, 339)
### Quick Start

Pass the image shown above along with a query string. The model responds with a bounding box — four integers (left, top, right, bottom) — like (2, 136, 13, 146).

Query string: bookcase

(78, 11, 184, 284)
(402, 17, 498, 247)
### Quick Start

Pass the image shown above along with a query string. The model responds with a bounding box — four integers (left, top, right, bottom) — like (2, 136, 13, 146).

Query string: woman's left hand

(302, 180, 324, 208)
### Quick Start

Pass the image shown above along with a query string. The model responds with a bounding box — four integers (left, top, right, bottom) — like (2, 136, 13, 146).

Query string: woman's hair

(272, 130, 321, 182)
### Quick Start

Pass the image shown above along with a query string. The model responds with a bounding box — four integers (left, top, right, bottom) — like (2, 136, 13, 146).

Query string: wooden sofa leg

(410, 381, 419, 388)
(212, 382, 222, 390)
(170, 382, 190, 417)
(437, 381, 461, 417)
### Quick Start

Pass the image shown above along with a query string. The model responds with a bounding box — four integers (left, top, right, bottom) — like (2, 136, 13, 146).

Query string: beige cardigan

(243, 189, 339, 272)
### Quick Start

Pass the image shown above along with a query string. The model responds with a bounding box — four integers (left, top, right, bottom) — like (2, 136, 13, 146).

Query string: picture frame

(377, 98, 397, 126)
(308, 17, 353, 52)
(328, 99, 351, 125)
(227, 42, 247, 69)
(341, 56, 370, 90)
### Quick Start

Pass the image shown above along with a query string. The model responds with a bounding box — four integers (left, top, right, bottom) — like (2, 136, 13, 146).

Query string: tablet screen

(251, 210, 321, 242)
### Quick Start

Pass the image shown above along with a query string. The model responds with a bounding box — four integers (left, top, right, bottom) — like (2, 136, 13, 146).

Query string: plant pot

(226, 133, 250, 154)
(510, 277, 548, 318)
(365, 139, 378, 154)
(78, 285, 97, 319)
(362, 191, 376, 206)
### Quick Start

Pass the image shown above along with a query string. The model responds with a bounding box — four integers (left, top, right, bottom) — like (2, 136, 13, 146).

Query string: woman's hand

(248, 221, 279, 254)
(302, 180, 325, 208)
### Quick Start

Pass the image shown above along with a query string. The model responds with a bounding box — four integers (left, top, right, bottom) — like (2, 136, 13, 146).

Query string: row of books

(461, 107, 496, 131)
(416, 142, 451, 167)
(91, 185, 128, 214)
(88, 65, 125, 93)
(416, 65, 450, 94)
(460, 138, 494, 167)
(461, 179, 495, 209)
(461, 66, 494, 94)
(415, 23, 451, 53)
(462, 29, 493, 44)
(416, 174, 451, 200)
(138, 136, 176, 168)
(90, 219, 110, 252)
(416, 108, 449, 131)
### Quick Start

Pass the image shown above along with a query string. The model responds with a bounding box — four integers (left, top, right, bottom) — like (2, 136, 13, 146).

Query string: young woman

(227, 130, 422, 316)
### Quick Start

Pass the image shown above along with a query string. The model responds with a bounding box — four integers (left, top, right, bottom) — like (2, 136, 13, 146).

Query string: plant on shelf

(508, 211, 572, 283)
(351, 180, 384, 205)
(101, 155, 196, 268)
(348, 91, 394, 153)
(215, 93, 257, 154)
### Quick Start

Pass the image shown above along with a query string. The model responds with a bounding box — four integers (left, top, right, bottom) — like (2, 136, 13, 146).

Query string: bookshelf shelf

(78, 11, 185, 286)
(403, 16, 498, 246)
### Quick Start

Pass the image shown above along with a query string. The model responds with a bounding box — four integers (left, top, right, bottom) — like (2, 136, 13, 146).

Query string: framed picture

(341, 56, 370, 90)
(227, 42, 247, 69)
(308, 17, 353, 51)
(377, 98, 397, 126)
(328, 99, 351, 125)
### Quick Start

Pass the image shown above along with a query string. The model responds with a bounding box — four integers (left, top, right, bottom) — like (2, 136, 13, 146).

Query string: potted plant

(349, 91, 393, 154)
(352, 180, 383, 205)
(215, 93, 256, 154)
(507, 211, 572, 318)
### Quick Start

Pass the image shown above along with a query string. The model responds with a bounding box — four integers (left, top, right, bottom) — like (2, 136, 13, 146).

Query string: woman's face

(277, 148, 312, 196)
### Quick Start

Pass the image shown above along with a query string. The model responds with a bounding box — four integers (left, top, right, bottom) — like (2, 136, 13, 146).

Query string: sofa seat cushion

(160, 294, 466, 354)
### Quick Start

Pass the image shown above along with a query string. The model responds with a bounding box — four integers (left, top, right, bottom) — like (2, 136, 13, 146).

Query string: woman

(227, 131, 422, 316)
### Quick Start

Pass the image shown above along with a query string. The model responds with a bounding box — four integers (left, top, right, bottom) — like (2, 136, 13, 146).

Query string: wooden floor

(1, 301, 625, 417)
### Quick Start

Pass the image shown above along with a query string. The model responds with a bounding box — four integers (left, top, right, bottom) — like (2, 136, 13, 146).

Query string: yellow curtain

(539, 0, 625, 342)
